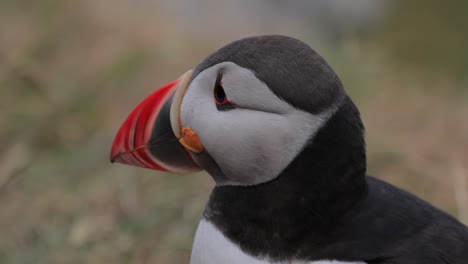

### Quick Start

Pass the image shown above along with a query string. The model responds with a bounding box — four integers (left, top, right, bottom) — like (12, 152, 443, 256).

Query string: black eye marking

(214, 72, 235, 111)
(214, 83, 227, 104)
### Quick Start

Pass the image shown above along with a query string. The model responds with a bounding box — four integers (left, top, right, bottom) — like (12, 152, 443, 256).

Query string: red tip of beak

(110, 80, 178, 171)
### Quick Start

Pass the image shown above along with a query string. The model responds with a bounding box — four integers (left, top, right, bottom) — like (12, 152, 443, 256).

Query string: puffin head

(110, 35, 359, 187)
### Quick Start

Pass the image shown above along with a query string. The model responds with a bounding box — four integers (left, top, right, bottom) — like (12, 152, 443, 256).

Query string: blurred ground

(0, 1, 467, 263)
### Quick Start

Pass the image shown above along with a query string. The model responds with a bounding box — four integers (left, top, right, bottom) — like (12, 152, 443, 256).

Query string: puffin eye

(213, 73, 235, 111)
(214, 84, 227, 104)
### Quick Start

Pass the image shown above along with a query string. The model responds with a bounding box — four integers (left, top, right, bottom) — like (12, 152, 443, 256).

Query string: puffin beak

(110, 70, 201, 173)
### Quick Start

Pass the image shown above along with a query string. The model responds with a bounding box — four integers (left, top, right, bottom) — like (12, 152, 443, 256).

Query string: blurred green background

(1, 0, 467, 263)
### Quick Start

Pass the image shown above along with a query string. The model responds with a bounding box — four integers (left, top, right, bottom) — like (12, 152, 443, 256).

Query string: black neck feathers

(204, 97, 367, 260)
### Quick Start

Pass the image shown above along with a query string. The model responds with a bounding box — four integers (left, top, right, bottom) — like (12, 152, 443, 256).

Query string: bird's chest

(190, 220, 365, 264)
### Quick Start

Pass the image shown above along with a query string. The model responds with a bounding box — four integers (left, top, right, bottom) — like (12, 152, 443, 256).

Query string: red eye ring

(213, 73, 235, 111)
(214, 83, 230, 105)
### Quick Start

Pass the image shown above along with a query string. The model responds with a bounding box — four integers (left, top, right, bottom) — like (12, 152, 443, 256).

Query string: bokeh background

(1, 0, 467, 263)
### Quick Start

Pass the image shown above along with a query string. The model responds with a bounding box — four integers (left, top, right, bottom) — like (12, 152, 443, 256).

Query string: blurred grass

(371, 0, 468, 85)
(0, 1, 467, 264)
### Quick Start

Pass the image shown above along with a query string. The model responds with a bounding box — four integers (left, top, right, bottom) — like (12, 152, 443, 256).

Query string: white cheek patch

(181, 62, 337, 186)
(220, 64, 291, 114)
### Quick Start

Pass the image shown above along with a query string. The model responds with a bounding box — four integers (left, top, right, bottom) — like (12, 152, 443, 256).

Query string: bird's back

(336, 176, 468, 263)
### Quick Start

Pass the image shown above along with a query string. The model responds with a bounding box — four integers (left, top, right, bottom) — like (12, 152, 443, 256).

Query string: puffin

(110, 35, 468, 264)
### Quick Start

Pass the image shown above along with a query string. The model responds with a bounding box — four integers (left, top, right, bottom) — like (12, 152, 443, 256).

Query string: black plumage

(194, 36, 468, 263)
